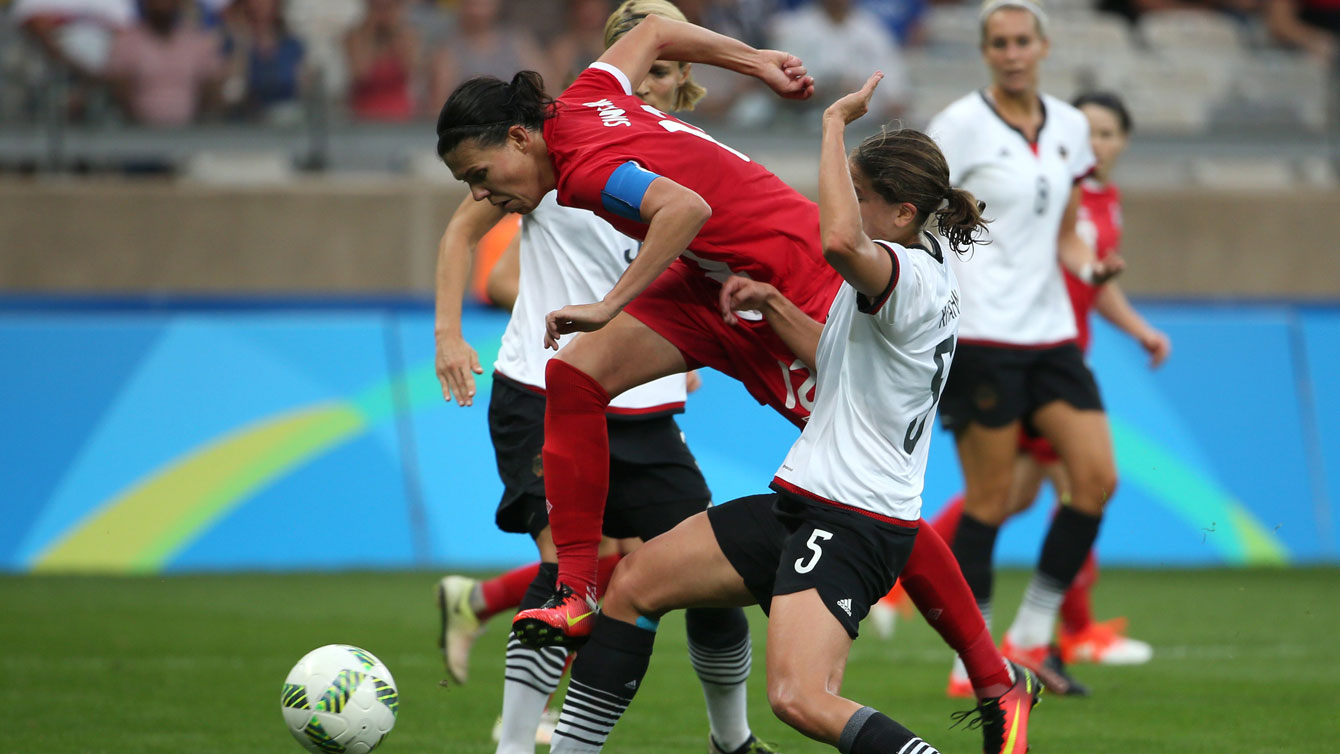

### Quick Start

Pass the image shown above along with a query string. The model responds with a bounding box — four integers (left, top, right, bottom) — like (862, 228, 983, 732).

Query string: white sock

(1006, 573, 1067, 649)
(688, 635, 753, 751)
(496, 635, 568, 754)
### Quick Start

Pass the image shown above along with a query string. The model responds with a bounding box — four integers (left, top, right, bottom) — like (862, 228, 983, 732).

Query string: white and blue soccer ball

(281, 644, 399, 754)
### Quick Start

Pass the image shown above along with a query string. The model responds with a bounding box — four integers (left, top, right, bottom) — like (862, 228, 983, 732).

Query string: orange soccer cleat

(511, 583, 599, 648)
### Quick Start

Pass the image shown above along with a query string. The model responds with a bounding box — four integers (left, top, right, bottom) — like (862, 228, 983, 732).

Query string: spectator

(859, 0, 929, 46)
(344, 0, 420, 122)
(286, 0, 361, 98)
(220, 0, 306, 122)
(11, 0, 135, 81)
(547, 0, 612, 89)
(770, 0, 909, 123)
(426, 0, 547, 110)
(771, 0, 925, 46)
(104, 0, 226, 126)
(1266, 0, 1339, 63)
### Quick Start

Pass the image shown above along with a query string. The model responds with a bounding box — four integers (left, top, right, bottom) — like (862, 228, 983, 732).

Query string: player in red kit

(434, 18, 1030, 741)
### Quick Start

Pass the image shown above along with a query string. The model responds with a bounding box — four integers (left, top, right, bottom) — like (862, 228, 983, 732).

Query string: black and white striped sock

(686, 607, 753, 752)
(549, 615, 656, 753)
(550, 679, 634, 752)
(496, 634, 568, 754)
(839, 707, 940, 754)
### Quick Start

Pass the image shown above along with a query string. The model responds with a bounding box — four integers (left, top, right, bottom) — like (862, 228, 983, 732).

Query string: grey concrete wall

(1, 180, 1336, 298)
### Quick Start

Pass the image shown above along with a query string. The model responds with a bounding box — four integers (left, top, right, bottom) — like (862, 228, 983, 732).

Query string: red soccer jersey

(543, 64, 839, 318)
(1066, 179, 1122, 351)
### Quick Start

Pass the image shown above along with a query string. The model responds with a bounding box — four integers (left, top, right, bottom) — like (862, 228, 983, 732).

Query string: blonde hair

(979, 0, 1049, 43)
(603, 0, 707, 111)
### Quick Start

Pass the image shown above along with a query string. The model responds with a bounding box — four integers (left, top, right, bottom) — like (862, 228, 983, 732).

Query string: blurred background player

(871, 89, 1172, 679)
(433, 4, 775, 753)
(542, 73, 1041, 754)
(925, 0, 1125, 697)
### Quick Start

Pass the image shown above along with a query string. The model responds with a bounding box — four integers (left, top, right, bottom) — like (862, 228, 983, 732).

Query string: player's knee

(1071, 464, 1118, 512)
(964, 484, 1012, 525)
(604, 552, 663, 621)
(767, 676, 818, 735)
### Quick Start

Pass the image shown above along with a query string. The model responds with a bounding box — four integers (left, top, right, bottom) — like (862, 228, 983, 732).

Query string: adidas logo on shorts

(837, 598, 853, 616)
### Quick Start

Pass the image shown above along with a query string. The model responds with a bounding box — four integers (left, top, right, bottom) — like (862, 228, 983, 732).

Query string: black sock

(839, 708, 940, 754)
(952, 513, 999, 607)
(1037, 506, 1102, 587)
(552, 614, 656, 749)
(520, 562, 559, 611)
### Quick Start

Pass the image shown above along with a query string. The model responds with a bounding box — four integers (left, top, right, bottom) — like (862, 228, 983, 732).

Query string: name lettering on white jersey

(584, 98, 631, 127)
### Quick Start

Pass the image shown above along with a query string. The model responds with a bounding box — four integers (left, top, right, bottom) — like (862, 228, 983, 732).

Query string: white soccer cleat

(867, 599, 898, 640)
(1058, 618, 1153, 666)
(436, 575, 483, 684)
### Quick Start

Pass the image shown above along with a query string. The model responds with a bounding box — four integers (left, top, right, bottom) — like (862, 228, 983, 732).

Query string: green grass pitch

(5, 568, 1336, 753)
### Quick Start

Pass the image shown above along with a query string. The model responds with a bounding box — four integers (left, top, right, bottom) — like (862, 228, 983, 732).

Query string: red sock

(479, 562, 542, 620)
(542, 359, 611, 597)
(1060, 551, 1098, 635)
(595, 552, 622, 599)
(901, 520, 1013, 698)
(931, 493, 965, 546)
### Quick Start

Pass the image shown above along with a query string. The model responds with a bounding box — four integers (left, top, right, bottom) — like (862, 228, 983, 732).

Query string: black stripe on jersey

(978, 88, 1048, 147)
(915, 233, 945, 263)
(857, 241, 901, 315)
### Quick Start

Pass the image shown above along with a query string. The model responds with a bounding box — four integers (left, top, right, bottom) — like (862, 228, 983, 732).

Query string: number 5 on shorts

(794, 529, 833, 574)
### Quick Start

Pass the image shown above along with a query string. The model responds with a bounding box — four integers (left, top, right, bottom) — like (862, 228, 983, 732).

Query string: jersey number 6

(794, 529, 834, 574)
(903, 335, 956, 454)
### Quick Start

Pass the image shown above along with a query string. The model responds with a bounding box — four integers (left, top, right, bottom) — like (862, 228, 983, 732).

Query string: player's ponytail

(850, 128, 988, 256)
(435, 70, 556, 159)
(935, 187, 989, 256)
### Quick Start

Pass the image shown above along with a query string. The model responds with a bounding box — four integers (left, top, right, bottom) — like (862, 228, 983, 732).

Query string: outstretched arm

(720, 277, 823, 372)
(436, 195, 508, 406)
(544, 176, 711, 349)
(1094, 281, 1171, 368)
(818, 72, 895, 300)
(596, 14, 813, 104)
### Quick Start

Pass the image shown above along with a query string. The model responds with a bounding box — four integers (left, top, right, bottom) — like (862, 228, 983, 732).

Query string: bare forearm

(1095, 282, 1151, 339)
(435, 197, 506, 338)
(601, 204, 708, 312)
(1057, 230, 1094, 279)
(818, 117, 863, 261)
(759, 290, 823, 371)
(636, 15, 759, 78)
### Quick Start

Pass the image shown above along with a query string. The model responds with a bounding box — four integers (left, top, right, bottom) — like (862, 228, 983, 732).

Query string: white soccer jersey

(494, 192, 687, 415)
(928, 91, 1095, 347)
(773, 235, 960, 522)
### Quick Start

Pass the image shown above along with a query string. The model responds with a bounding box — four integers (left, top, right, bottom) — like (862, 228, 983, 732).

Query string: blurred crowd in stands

(0, 0, 1335, 132)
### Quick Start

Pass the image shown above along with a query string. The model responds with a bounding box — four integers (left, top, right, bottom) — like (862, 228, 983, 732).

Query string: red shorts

(624, 261, 838, 428)
(1018, 430, 1060, 465)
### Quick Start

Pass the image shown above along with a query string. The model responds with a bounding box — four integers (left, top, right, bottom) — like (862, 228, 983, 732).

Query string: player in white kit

(432, 4, 772, 754)
(927, 0, 1124, 695)
(539, 73, 1042, 754)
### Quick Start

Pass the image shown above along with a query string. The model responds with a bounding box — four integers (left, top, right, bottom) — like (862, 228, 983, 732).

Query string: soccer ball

(280, 644, 399, 754)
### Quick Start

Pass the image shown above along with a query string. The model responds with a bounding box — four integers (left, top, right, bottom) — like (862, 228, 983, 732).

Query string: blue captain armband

(601, 161, 661, 222)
